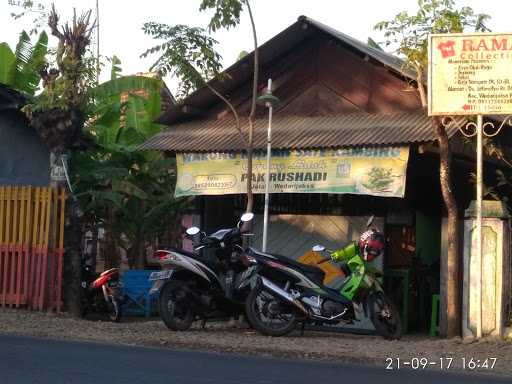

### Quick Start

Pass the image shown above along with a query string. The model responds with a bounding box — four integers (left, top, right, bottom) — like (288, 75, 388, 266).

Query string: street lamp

(257, 79, 280, 253)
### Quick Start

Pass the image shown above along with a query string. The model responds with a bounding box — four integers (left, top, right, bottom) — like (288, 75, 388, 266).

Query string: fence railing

(0, 186, 66, 311)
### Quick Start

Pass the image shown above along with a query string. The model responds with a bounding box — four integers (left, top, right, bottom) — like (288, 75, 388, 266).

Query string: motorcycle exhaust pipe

(260, 277, 308, 315)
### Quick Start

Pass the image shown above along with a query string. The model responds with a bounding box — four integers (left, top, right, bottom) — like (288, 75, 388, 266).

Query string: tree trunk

(245, 0, 258, 215)
(90, 223, 98, 272)
(63, 199, 83, 317)
(433, 116, 461, 337)
(104, 208, 120, 269)
(133, 235, 146, 269)
(246, 126, 254, 213)
(418, 75, 461, 337)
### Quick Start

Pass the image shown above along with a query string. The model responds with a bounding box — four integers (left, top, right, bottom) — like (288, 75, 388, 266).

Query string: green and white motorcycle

(242, 217, 402, 339)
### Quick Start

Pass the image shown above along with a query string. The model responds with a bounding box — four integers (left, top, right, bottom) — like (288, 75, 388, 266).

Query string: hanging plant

(23, 5, 96, 154)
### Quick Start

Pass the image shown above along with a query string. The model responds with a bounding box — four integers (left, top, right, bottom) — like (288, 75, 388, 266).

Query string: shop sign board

(175, 147, 409, 198)
(429, 33, 512, 115)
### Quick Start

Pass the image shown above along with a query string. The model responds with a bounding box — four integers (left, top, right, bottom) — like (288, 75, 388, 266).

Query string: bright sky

(1, 0, 510, 93)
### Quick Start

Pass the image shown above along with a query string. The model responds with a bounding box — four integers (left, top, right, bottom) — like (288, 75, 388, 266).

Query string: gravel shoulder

(1, 308, 511, 377)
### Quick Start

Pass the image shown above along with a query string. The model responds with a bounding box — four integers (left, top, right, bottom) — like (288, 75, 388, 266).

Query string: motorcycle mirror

(366, 215, 375, 228)
(186, 226, 200, 236)
(312, 245, 325, 252)
(240, 212, 254, 222)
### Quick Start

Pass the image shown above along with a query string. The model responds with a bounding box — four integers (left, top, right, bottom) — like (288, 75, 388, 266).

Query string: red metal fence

(0, 186, 66, 311)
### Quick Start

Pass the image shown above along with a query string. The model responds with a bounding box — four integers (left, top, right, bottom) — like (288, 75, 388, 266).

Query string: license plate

(148, 270, 173, 281)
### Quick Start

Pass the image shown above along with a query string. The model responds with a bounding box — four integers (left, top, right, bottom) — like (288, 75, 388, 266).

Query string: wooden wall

(207, 34, 422, 120)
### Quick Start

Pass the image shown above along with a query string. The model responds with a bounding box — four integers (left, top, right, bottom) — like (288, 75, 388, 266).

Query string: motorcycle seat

(100, 268, 119, 277)
(159, 247, 220, 272)
(248, 248, 326, 285)
(207, 228, 235, 241)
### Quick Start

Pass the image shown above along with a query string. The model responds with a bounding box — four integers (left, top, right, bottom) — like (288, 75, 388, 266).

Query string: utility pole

(95, 0, 100, 84)
(257, 79, 279, 252)
(475, 114, 483, 338)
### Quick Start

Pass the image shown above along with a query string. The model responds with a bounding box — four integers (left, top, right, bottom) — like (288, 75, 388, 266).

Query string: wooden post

(29, 187, 40, 309)
(33, 188, 44, 310)
(4, 186, 12, 307)
(15, 186, 24, 307)
(39, 188, 52, 310)
(56, 188, 66, 312)
(0, 187, 5, 306)
(23, 187, 32, 306)
(47, 188, 58, 310)
(10, 186, 18, 307)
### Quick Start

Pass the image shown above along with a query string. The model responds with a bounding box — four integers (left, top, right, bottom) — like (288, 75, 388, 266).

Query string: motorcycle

(149, 212, 255, 331)
(243, 216, 402, 339)
(80, 263, 122, 322)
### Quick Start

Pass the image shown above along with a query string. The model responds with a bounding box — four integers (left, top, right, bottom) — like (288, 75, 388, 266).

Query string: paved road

(0, 334, 509, 384)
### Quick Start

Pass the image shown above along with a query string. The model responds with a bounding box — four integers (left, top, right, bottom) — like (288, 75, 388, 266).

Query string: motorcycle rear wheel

(160, 281, 194, 331)
(246, 282, 297, 337)
(367, 292, 402, 340)
(107, 297, 122, 322)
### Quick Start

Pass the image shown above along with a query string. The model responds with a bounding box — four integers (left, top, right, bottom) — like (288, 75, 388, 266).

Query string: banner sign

(175, 147, 409, 198)
(429, 33, 512, 115)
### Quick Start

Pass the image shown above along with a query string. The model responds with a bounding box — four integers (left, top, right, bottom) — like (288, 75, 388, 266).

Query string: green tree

(73, 151, 183, 269)
(375, 0, 490, 337)
(142, 0, 259, 213)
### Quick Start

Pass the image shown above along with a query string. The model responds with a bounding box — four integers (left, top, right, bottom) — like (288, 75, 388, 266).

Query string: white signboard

(428, 33, 512, 115)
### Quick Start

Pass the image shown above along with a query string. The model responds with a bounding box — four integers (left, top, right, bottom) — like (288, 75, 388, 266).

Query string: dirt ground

(1, 307, 511, 377)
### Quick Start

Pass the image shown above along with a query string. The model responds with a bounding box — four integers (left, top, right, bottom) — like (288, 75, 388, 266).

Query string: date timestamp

(385, 357, 497, 370)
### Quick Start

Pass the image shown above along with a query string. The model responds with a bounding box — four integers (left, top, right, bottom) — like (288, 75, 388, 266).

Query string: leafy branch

(141, 21, 246, 144)
(141, 23, 222, 99)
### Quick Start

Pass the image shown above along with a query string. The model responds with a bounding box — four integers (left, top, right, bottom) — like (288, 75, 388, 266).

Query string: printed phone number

(385, 357, 497, 370)
(468, 99, 512, 104)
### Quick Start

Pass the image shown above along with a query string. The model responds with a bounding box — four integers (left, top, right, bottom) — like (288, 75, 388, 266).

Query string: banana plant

(86, 73, 164, 150)
(0, 30, 48, 96)
(74, 57, 186, 268)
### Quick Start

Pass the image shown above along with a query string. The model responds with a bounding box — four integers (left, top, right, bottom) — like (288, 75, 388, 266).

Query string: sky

(1, 0, 511, 93)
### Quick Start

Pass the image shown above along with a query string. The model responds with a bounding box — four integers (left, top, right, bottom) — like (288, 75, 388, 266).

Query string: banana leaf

(89, 75, 162, 99)
(0, 43, 15, 85)
(1, 31, 47, 96)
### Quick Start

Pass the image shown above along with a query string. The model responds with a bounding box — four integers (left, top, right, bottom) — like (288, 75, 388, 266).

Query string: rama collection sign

(428, 33, 512, 116)
(175, 147, 409, 198)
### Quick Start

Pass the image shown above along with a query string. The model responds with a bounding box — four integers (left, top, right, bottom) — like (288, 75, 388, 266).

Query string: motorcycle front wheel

(367, 292, 402, 340)
(159, 281, 194, 331)
(246, 282, 297, 337)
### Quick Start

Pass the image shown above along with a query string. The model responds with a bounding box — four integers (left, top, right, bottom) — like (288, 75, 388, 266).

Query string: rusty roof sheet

(139, 112, 461, 152)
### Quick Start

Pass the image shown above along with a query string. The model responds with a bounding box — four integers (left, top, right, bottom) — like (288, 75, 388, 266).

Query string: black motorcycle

(149, 213, 255, 331)
(241, 216, 401, 339)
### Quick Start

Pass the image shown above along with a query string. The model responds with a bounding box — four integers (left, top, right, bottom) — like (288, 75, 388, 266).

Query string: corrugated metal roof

(139, 112, 460, 152)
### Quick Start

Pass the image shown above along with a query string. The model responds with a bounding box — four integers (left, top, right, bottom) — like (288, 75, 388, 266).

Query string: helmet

(358, 229, 385, 262)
